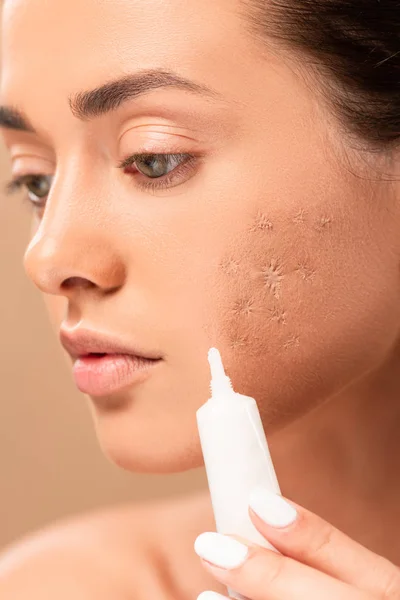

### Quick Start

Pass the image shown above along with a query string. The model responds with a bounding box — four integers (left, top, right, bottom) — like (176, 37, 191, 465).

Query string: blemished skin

(0, 0, 400, 598)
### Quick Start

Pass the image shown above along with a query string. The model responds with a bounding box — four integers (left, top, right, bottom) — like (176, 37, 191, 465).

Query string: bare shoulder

(0, 490, 213, 600)
(0, 502, 162, 600)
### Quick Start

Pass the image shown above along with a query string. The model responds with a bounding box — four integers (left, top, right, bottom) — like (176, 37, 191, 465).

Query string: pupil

(30, 176, 49, 197)
(138, 155, 168, 178)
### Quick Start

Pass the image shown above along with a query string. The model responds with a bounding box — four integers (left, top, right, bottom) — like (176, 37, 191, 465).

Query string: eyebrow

(0, 68, 222, 133)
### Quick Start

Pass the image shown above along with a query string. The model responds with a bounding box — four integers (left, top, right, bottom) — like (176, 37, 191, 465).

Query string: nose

(23, 201, 126, 299)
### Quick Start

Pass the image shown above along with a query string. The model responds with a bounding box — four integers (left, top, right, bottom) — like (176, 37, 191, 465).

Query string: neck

(270, 340, 400, 563)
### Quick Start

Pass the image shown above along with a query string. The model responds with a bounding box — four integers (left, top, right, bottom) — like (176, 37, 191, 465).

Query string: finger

(194, 531, 371, 600)
(197, 592, 229, 599)
(247, 487, 400, 598)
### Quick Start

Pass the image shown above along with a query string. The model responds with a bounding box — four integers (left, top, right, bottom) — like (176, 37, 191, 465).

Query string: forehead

(0, 0, 248, 103)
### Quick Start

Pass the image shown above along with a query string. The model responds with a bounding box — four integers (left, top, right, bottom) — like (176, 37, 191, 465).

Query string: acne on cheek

(290, 208, 334, 231)
(217, 254, 291, 352)
(249, 210, 274, 233)
(216, 208, 333, 352)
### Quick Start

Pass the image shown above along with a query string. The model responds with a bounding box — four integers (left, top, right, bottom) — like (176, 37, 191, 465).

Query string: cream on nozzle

(197, 347, 281, 600)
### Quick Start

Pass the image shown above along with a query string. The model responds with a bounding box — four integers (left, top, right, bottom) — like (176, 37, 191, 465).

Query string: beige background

(0, 143, 205, 550)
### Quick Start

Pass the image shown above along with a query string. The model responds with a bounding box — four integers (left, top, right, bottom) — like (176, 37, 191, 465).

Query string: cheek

(214, 216, 301, 357)
(209, 202, 400, 426)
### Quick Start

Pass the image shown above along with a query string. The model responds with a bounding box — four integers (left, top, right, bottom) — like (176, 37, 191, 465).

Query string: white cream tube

(196, 348, 281, 600)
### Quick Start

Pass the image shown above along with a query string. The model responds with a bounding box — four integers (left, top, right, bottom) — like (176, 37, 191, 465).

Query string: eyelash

(117, 152, 198, 193)
(3, 152, 199, 209)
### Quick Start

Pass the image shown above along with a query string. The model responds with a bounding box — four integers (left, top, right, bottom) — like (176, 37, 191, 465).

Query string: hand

(194, 487, 400, 600)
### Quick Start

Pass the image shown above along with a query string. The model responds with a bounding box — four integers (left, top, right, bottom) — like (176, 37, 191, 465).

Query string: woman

(0, 0, 399, 598)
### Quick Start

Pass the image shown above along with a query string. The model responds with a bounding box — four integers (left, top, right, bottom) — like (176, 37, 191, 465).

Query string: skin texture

(0, 0, 400, 597)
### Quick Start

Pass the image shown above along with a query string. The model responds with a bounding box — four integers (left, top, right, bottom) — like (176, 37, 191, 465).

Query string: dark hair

(241, 0, 399, 155)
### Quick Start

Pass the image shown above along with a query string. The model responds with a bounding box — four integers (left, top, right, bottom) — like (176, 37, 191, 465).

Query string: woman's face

(1, 0, 399, 473)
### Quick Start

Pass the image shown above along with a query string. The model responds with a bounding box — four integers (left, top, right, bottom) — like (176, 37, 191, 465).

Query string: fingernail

(249, 487, 298, 528)
(194, 532, 249, 569)
(197, 592, 229, 600)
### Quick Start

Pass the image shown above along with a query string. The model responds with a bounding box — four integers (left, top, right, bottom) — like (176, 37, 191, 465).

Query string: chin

(91, 407, 206, 474)
(101, 438, 206, 474)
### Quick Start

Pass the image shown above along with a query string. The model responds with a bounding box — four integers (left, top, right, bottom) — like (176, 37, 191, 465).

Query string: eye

(4, 173, 53, 209)
(134, 154, 182, 178)
(118, 152, 198, 192)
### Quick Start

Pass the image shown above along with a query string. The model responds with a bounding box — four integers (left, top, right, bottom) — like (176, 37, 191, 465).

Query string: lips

(59, 328, 162, 396)
(59, 328, 161, 361)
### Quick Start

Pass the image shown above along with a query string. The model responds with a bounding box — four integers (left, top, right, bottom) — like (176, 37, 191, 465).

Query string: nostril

(62, 277, 95, 290)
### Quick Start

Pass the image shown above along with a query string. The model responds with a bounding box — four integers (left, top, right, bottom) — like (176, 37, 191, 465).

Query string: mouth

(73, 352, 161, 396)
(59, 329, 162, 397)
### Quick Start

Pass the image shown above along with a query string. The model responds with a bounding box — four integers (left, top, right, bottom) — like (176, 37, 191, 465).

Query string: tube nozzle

(208, 347, 234, 397)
